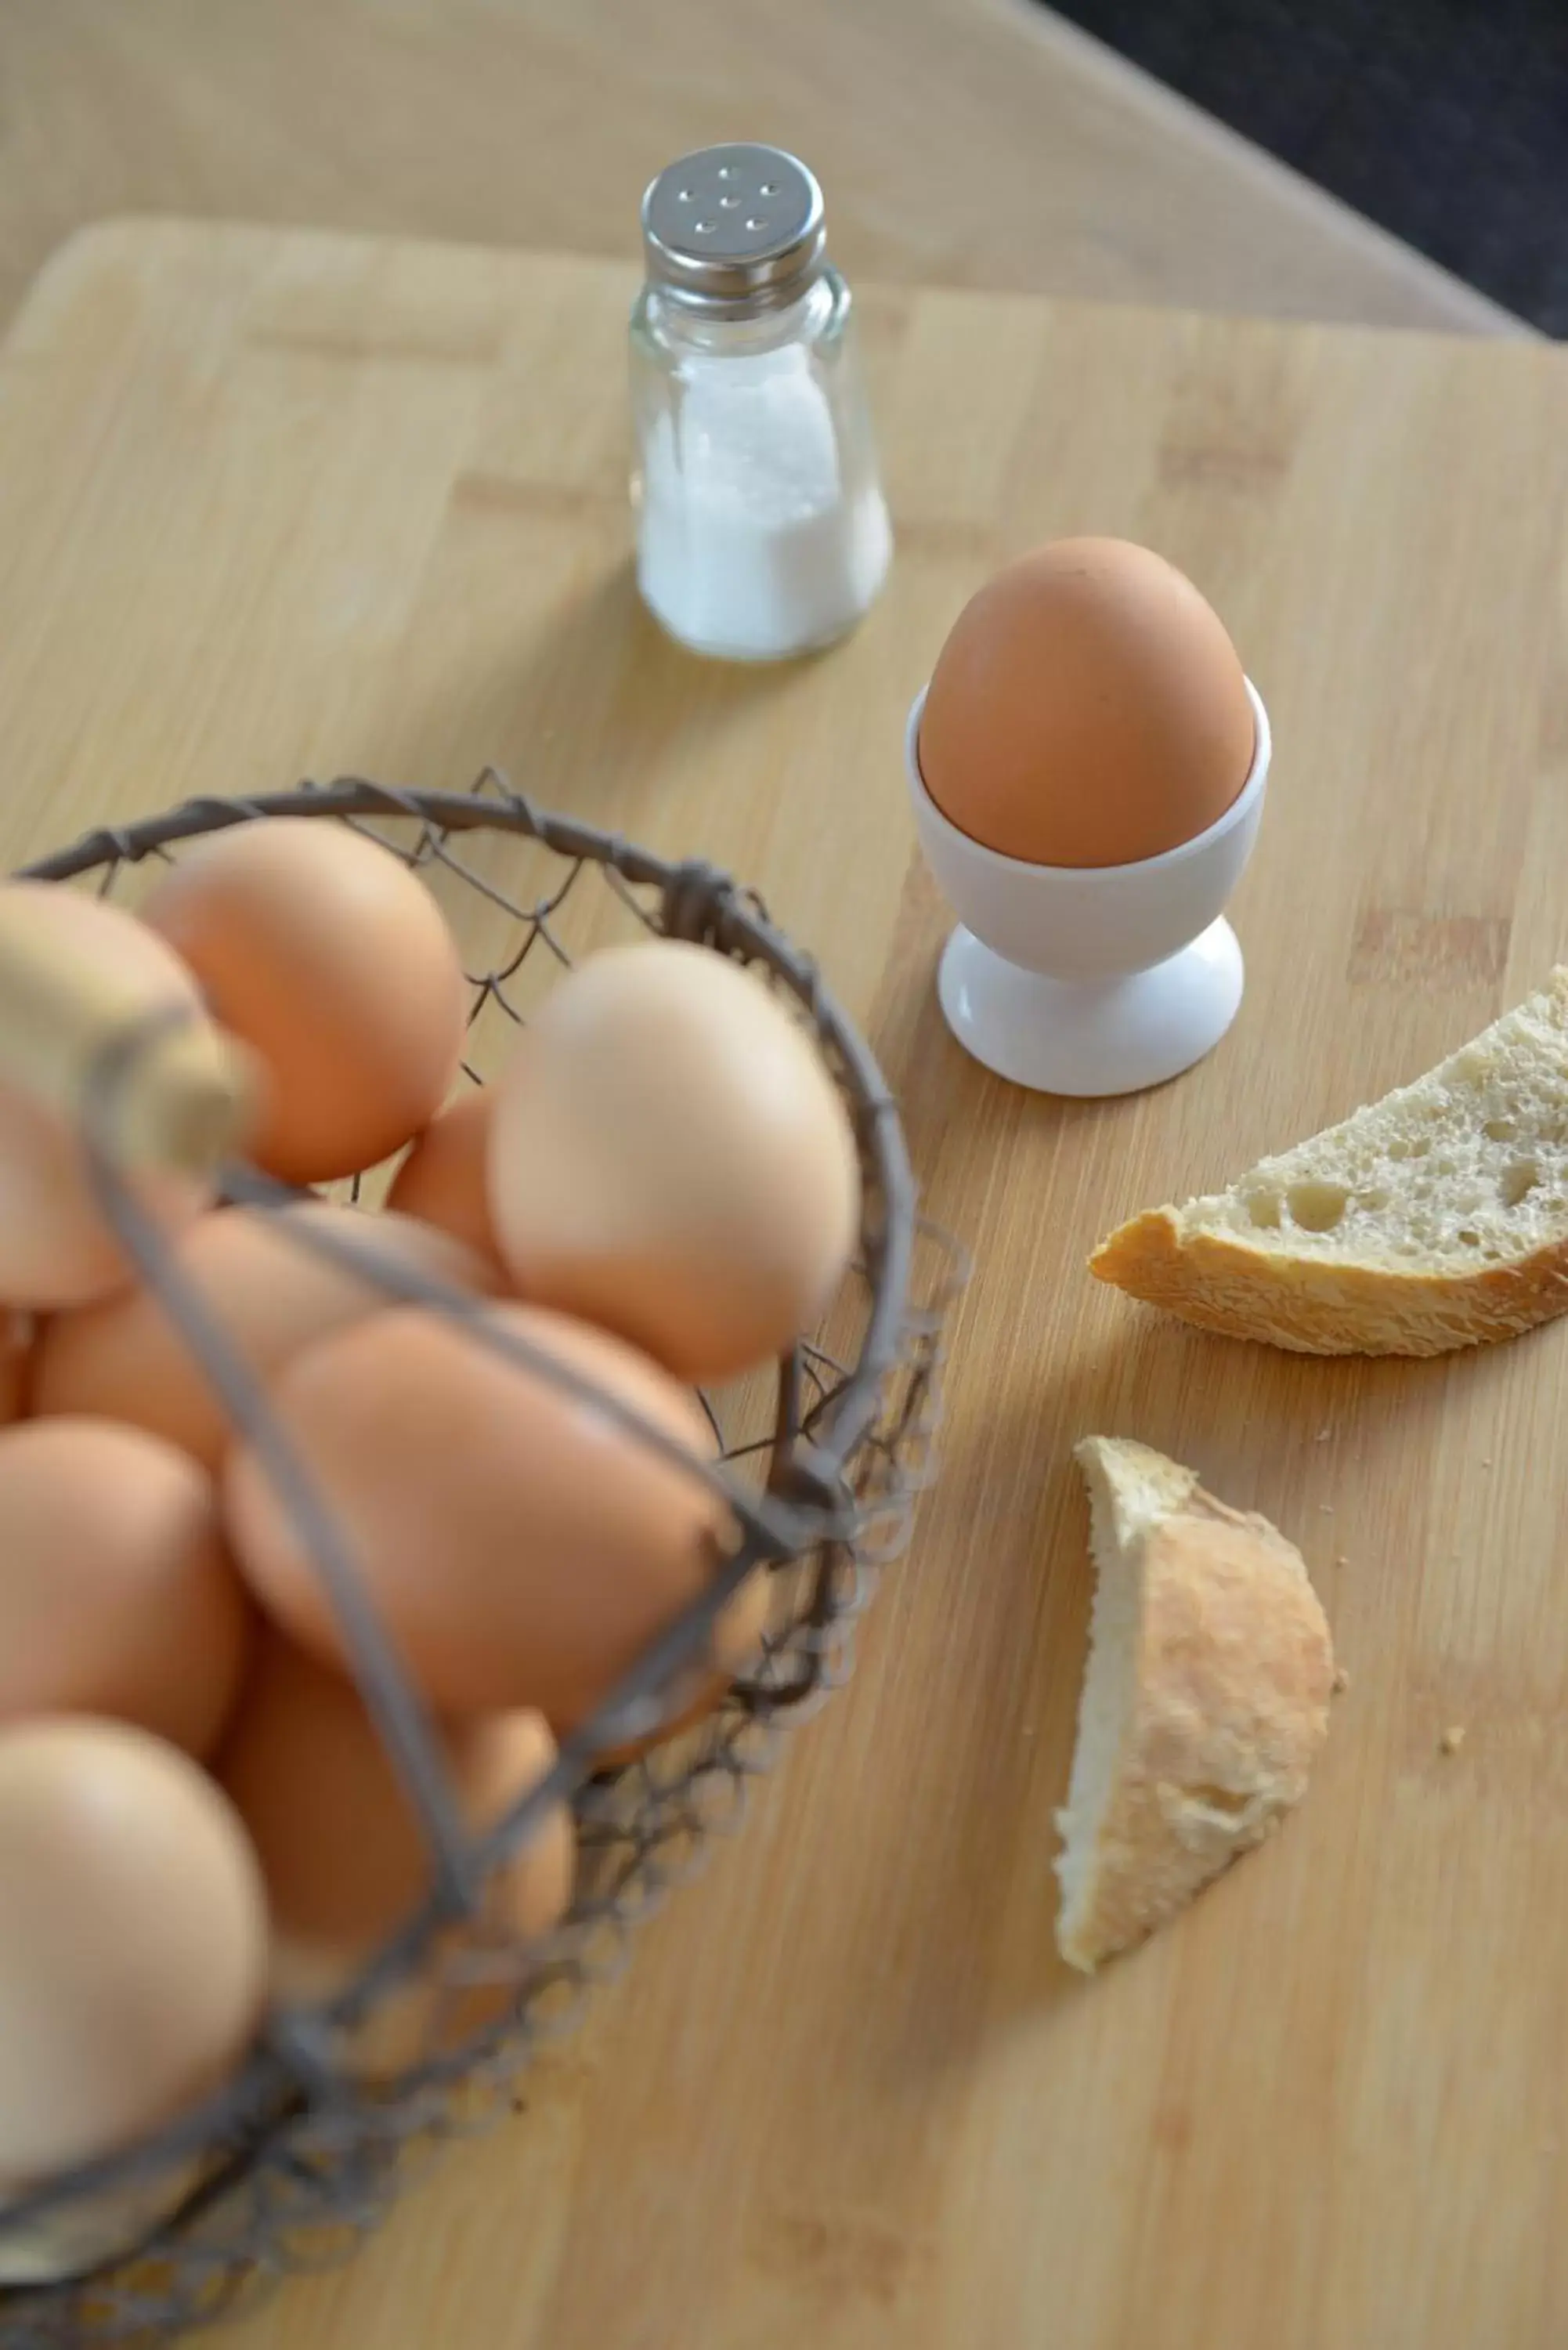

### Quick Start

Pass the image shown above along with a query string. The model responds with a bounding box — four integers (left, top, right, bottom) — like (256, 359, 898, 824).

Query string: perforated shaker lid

(641, 145, 827, 313)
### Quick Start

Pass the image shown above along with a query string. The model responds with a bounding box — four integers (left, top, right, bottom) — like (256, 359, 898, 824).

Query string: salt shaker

(630, 144, 892, 661)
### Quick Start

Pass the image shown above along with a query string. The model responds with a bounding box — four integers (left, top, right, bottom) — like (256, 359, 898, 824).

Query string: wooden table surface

(7, 219, 1568, 2350)
(0, 0, 1518, 340)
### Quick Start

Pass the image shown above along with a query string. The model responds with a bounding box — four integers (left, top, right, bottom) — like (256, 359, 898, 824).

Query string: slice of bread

(1091, 969, 1568, 1356)
(1055, 1437, 1334, 1975)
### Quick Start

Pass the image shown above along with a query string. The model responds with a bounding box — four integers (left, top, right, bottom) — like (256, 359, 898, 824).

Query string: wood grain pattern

(0, 0, 1519, 342)
(4, 219, 1568, 2350)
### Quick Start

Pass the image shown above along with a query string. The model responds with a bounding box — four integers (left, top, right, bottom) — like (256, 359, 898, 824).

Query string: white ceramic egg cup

(905, 678, 1270, 1097)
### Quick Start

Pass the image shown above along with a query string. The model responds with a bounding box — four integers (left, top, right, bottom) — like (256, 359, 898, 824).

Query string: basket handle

(0, 900, 257, 1177)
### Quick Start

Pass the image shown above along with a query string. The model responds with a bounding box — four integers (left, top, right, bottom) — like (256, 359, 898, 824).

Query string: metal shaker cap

(641, 145, 827, 315)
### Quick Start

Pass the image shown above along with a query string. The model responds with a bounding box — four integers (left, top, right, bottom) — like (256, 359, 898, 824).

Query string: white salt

(635, 345, 891, 662)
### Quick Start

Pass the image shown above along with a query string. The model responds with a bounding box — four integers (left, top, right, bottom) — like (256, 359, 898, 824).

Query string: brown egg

(918, 537, 1255, 868)
(0, 1420, 249, 1757)
(385, 1090, 501, 1269)
(0, 1719, 267, 2179)
(225, 1302, 733, 1727)
(218, 1635, 573, 2077)
(35, 1202, 495, 1472)
(487, 942, 860, 1380)
(141, 819, 468, 1184)
(594, 1562, 771, 1769)
(0, 884, 215, 1307)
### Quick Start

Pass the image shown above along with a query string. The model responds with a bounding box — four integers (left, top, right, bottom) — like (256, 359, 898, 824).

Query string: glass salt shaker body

(630, 145, 892, 663)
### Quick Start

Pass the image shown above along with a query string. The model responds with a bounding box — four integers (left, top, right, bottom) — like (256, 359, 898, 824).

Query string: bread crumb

(1335, 1554, 1349, 1570)
(1317, 1502, 1333, 1514)
(1331, 1667, 1350, 1695)
(1439, 1725, 1466, 1756)
(1481, 1457, 1494, 1470)
(1315, 1427, 1331, 1444)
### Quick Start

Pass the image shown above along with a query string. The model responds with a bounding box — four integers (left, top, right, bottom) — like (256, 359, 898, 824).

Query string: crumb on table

(1439, 1725, 1466, 1756)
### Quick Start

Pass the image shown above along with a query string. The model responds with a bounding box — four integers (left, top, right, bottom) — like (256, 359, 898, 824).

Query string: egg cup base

(935, 914, 1244, 1097)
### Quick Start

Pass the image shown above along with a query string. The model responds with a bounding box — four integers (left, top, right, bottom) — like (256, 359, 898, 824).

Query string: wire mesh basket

(0, 772, 962, 2349)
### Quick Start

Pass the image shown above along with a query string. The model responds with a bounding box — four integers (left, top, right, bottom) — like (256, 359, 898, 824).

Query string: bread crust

(1057, 1441, 1333, 1973)
(1090, 1208, 1568, 1356)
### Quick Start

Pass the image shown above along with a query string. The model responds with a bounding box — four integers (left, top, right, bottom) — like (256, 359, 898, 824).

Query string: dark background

(1048, 0, 1568, 331)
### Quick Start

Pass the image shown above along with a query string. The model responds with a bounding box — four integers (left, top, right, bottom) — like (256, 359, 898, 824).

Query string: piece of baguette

(1055, 1437, 1333, 1975)
(1090, 969, 1568, 1356)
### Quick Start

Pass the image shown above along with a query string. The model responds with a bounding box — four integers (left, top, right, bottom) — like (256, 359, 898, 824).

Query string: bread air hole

(1244, 1188, 1282, 1231)
(1286, 1180, 1349, 1233)
(1485, 1119, 1515, 1143)
(1187, 1783, 1253, 1820)
(1501, 1159, 1540, 1209)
